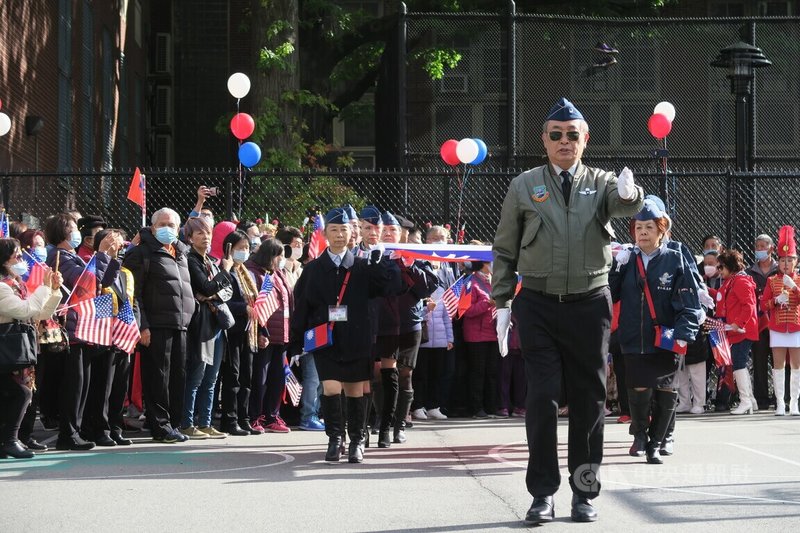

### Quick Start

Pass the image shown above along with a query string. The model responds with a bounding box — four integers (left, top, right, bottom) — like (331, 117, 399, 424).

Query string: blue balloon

(238, 142, 261, 168)
(470, 138, 487, 165)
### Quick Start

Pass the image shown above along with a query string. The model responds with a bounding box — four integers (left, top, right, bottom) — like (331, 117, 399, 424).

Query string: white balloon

(456, 138, 479, 165)
(227, 72, 251, 99)
(653, 101, 676, 122)
(0, 112, 10, 136)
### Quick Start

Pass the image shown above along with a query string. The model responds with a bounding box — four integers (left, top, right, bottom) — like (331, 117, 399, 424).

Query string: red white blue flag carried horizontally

(382, 243, 493, 264)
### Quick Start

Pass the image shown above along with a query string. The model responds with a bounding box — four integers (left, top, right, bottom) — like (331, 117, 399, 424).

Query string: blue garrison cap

(381, 211, 400, 226)
(324, 207, 350, 225)
(341, 204, 358, 220)
(545, 97, 584, 121)
(360, 205, 382, 225)
(633, 198, 667, 221)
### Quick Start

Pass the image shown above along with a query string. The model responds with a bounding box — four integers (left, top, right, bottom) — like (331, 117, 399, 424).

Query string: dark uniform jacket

(289, 249, 401, 362)
(122, 228, 194, 331)
(610, 245, 702, 355)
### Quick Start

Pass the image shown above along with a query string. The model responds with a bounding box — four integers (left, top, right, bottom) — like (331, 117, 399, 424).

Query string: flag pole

(141, 171, 147, 228)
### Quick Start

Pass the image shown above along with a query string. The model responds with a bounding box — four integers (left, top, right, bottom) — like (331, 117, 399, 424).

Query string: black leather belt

(528, 287, 606, 303)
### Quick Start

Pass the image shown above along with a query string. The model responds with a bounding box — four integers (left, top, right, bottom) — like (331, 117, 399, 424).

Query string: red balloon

(230, 113, 255, 140)
(648, 113, 672, 139)
(440, 139, 460, 166)
(0, 98, 3, 110)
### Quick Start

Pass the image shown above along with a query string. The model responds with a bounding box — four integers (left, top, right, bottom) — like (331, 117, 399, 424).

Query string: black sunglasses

(548, 130, 581, 142)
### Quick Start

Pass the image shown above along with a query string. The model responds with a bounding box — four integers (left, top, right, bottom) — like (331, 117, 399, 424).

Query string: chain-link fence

(405, 13, 800, 170)
(4, 167, 800, 264)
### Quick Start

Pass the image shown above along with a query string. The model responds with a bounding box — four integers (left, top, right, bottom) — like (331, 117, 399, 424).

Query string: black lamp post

(710, 40, 771, 253)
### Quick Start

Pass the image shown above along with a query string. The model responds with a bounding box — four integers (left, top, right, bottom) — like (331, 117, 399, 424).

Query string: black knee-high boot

(371, 376, 382, 435)
(647, 390, 677, 465)
(660, 407, 676, 456)
(320, 394, 343, 462)
(394, 389, 414, 444)
(362, 392, 372, 448)
(379, 368, 399, 448)
(627, 388, 653, 457)
(347, 396, 367, 463)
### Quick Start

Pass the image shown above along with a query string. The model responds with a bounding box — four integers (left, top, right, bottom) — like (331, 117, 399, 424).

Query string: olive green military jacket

(492, 162, 644, 308)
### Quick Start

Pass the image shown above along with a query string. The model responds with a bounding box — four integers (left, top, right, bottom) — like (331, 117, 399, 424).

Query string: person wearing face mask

(746, 234, 779, 411)
(276, 226, 304, 288)
(245, 238, 294, 434)
(217, 230, 260, 435)
(44, 213, 122, 451)
(122, 208, 195, 444)
(236, 220, 263, 253)
(0, 238, 63, 459)
(760, 226, 800, 416)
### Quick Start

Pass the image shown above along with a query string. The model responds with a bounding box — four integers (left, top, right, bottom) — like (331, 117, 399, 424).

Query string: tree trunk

(251, 0, 299, 167)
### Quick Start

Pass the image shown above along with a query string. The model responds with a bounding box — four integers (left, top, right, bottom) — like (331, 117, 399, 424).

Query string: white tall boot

(773, 368, 786, 416)
(674, 364, 691, 413)
(689, 362, 707, 414)
(790, 369, 800, 416)
(730, 369, 754, 415)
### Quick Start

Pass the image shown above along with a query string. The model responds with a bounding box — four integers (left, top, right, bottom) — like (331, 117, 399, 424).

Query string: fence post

(506, 0, 516, 167)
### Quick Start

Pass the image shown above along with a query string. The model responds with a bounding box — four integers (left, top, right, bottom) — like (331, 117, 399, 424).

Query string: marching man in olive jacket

(492, 98, 644, 525)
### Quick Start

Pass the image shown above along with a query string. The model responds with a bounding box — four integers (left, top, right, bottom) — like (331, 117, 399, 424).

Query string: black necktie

(560, 170, 572, 205)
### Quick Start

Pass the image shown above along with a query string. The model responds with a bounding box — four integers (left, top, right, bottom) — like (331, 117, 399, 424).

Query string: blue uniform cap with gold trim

(545, 97, 584, 121)
(360, 205, 382, 225)
(324, 208, 350, 225)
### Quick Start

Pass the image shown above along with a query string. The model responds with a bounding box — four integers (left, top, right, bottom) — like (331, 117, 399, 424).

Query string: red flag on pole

(127, 167, 144, 208)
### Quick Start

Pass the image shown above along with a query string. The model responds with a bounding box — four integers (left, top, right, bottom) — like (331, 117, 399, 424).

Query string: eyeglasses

(548, 130, 581, 142)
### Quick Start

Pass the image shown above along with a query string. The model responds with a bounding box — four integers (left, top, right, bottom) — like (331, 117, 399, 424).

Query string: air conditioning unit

(155, 33, 172, 74)
(155, 86, 172, 126)
(154, 134, 173, 167)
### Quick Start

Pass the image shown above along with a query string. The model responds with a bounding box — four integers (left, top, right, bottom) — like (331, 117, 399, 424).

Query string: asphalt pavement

(2, 411, 800, 532)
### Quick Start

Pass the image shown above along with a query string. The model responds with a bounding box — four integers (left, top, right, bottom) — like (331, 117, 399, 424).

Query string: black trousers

(108, 351, 131, 432)
(0, 373, 32, 443)
(141, 328, 186, 438)
(84, 347, 116, 438)
(221, 330, 253, 425)
(751, 328, 771, 406)
(412, 347, 452, 410)
(513, 287, 610, 500)
(609, 331, 629, 416)
(59, 344, 92, 441)
(464, 341, 499, 415)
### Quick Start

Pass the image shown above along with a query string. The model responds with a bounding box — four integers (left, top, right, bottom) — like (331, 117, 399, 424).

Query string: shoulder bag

(636, 255, 687, 356)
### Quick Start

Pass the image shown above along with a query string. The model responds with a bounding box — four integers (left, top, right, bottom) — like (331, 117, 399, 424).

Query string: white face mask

(278, 258, 287, 270)
(290, 247, 302, 260)
(10, 261, 29, 277)
(704, 265, 717, 278)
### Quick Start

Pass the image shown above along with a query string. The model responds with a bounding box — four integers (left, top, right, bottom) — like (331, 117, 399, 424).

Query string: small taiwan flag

(303, 323, 333, 352)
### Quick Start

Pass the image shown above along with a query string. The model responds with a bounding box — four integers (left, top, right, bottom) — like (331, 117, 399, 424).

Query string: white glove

(615, 247, 631, 272)
(783, 274, 797, 290)
(776, 292, 790, 306)
(676, 340, 687, 348)
(290, 353, 302, 367)
(617, 167, 636, 200)
(698, 289, 715, 309)
(495, 308, 512, 357)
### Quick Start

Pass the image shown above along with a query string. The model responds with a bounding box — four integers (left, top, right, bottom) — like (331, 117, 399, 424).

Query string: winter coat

(289, 249, 401, 362)
(610, 245, 702, 355)
(420, 287, 454, 349)
(716, 271, 759, 344)
(398, 260, 438, 334)
(121, 228, 195, 331)
(462, 273, 498, 343)
(186, 248, 232, 364)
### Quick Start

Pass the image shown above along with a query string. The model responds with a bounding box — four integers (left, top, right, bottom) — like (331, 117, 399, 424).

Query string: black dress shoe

(110, 431, 133, 446)
(524, 496, 554, 525)
(239, 420, 261, 435)
(56, 436, 95, 451)
(94, 434, 117, 447)
(222, 423, 249, 436)
(25, 438, 48, 451)
(1, 440, 35, 459)
(571, 494, 598, 522)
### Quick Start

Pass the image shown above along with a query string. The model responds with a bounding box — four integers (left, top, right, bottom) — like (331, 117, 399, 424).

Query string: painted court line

(727, 443, 800, 468)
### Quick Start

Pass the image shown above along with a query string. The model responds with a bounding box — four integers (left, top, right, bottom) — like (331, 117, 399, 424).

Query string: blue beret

(324, 208, 350, 225)
(633, 198, 667, 221)
(545, 97, 584, 121)
(341, 204, 358, 220)
(360, 205, 382, 225)
(381, 211, 400, 226)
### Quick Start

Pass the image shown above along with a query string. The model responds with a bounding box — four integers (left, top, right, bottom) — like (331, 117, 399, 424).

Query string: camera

(206, 187, 219, 196)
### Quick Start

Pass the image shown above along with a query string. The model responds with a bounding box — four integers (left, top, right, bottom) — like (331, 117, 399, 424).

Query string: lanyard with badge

(329, 271, 351, 322)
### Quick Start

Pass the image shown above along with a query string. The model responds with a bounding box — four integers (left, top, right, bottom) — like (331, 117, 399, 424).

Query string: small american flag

(706, 318, 732, 366)
(307, 213, 326, 260)
(441, 275, 467, 319)
(113, 299, 141, 354)
(283, 356, 302, 406)
(74, 294, 114, 346)
(0, 210, 7, 238)
(22, 249, 49, 292)
(254, 272, 280, 326)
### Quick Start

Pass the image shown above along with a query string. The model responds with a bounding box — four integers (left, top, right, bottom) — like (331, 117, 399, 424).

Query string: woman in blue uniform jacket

(609, 197, 701, 465)
(289, 208, 401, 464)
